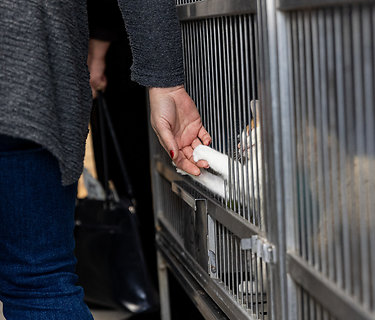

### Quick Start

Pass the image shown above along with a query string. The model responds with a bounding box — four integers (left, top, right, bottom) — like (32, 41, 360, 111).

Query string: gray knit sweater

(0, 0, 184, 185)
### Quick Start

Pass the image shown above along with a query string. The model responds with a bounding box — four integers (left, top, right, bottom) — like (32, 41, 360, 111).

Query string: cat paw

(176, 168, 188, 175)
(193, 145, 210, 162)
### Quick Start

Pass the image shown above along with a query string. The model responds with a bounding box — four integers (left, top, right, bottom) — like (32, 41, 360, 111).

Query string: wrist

(148, 84, 184, 95)
(88, 39, 111, 60)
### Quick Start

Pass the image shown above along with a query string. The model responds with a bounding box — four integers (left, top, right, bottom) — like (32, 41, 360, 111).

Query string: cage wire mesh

(214, 219, 269, 319)
(177, 10, 270, 319)
(176, 0, 203, 5)
(297, 286, 337, 320)
(287, 3, 375, 314)
(181, 14, 264, 230)
(158, 175, 186, 244)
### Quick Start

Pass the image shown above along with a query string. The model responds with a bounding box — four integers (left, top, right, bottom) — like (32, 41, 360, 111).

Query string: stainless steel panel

(288, 253, 375, 320)
(284, 3, 375, 316)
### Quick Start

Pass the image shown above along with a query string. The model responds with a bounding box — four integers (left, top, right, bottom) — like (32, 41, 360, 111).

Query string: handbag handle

(96, 91, 134, 201)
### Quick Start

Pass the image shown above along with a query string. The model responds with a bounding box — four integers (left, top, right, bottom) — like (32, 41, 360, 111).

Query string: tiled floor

(0, 302, 4, 320)
(0, 301, 129, 320)
(90, 308, 130, 320)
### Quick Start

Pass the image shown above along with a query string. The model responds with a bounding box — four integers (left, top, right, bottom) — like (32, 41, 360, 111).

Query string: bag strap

(96, 91, 134, 200)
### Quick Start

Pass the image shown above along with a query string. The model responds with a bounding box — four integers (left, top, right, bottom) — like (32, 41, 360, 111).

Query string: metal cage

(147, 0, 375, 319)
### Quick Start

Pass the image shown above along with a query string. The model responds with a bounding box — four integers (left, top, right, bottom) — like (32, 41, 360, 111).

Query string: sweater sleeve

(116, 0, 184, 88)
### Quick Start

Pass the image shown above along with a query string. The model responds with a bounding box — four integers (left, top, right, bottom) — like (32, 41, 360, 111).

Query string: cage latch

(240, 235, 276, 264)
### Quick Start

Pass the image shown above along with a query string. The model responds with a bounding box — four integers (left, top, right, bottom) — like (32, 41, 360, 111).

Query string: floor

(0, 301, 130, 320)
(0, 302, 3, 320)
(90, 308, 130, 320)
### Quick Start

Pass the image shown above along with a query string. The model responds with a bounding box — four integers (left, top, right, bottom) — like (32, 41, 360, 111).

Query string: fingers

(90, 75, 107, 99)
(182, 146, 209, 168)
(175, 153, 201, 176)
(91, 87, 97, 99)
(196, 159, 209, 168)
(191, 135, 209, 168)
(191, 138, 202, 149)
(155, 125, 179, 161)
(160, 126, 210, 170)
(182, 146, 194, 162)
(198, 126, 211, 146)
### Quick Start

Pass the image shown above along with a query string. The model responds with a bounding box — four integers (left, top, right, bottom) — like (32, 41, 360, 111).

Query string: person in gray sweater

(0, 0, 211, 319)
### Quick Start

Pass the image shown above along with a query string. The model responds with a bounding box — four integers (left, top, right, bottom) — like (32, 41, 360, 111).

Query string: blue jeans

(0, 135, 93, 320)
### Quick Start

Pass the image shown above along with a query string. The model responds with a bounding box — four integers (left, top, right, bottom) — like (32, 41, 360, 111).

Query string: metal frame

(278, 0, 375, 11)
(157, 240, 229, 320)
(157, 226, 255, 320)
(287, 254, 375, 320)
(155, 160, 261, 239)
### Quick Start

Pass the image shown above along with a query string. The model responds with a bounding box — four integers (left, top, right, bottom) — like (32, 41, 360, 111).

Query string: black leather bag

(74, 92, 159, 314)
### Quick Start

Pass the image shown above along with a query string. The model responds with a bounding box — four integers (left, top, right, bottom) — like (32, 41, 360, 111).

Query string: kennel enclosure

(148, 0, 375, 319)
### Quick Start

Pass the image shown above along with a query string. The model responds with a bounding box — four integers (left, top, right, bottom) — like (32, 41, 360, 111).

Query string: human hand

(87, 39, 111, 98)
(149, 85, 211, 176)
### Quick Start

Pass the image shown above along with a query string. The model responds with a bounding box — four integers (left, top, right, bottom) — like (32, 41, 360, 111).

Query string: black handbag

(74, 92, 159, 314)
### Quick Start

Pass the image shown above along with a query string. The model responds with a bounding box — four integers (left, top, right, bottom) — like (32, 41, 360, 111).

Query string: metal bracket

(240, 235, 276, 264)
(208, 250, 217, 276)
(207, 215, 218, 278)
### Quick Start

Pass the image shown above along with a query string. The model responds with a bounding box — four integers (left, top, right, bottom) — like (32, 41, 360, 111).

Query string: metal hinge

(240, 235, 276, 264)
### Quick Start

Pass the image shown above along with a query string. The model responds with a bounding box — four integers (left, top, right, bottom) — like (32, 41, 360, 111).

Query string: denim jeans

(0, 135, 93, 320)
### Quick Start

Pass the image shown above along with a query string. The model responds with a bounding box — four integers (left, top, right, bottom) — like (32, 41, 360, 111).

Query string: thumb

(156, 125, 179, 161)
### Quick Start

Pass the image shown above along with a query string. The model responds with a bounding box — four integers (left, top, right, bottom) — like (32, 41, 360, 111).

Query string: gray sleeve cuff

(117, 0, 184, 88)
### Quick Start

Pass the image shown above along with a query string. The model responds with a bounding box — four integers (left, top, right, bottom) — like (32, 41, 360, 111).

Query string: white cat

(177, 100, 263, 217)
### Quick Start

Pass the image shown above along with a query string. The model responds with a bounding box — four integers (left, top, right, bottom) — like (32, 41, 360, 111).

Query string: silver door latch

(240, 235, 276, 264)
